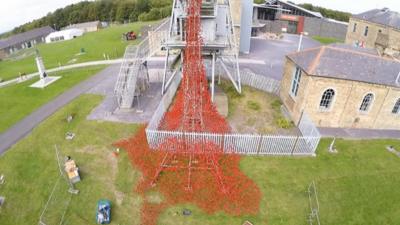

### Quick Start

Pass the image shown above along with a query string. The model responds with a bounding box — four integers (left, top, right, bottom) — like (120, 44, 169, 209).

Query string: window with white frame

(319, 89, 335, 110)
(359, 93, 374, 112)
(392, 98, 400, 114)
(290, 66, 302, 97)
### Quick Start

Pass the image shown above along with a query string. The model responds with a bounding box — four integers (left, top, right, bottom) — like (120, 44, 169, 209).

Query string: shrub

(271, 99, 282, 111)
(247, 100, 261, 111)
(275, 116, 294, 129)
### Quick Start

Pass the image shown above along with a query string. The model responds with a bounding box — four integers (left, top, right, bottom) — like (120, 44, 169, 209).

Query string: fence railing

(145, 68, 320, 156)
(205, 66, 281, 96)
(240, 69, 281, 95)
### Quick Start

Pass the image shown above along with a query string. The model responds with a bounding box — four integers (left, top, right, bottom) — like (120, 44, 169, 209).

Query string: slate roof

(353, 8, 400, 30)
(287, 45, 400, 88)
(0, 26, 54, 49)
(329, 43, 379, 56)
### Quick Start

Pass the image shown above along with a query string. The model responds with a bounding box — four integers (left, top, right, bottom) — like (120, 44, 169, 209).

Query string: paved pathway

(0, 65, 120, 155)
(241, 34, 321, 80)
(0, 57, 169, 88)
(319, 127, 400, 139)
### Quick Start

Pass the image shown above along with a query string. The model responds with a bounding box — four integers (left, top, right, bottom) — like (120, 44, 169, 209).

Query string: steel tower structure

(161, 0, 242, 101)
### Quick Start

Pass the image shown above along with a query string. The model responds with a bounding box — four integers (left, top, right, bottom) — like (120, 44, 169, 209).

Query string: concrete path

(0, 65, 120, 155)
(241, 34, 321, 80)
(0, 57, 167, 88)
(319, 127, 400, 139)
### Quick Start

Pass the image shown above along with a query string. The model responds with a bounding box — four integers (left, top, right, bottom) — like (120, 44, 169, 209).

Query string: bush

(275, 117, 294, 129)
(138, 6, 171, 21)
(271, 99, 282, 111)
(247, 100, 261, 111)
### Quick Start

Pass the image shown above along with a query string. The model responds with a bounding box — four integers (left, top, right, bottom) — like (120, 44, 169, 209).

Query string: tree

(0, 0, 173, 37)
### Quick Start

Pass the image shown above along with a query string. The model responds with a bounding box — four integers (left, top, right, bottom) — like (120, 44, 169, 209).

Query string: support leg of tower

(235, 54, 242, 93)
(162, 49, 170, 95)
(211, 52, 216, 102)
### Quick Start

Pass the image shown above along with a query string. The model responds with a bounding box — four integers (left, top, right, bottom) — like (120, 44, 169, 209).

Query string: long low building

(45, 29, 84, 43)
(0, 26, 54, 58)
(63, 21, 101, 33)
(280, 44, 400, 130)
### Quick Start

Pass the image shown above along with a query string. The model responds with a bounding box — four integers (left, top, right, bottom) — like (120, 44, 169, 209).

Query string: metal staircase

(219, 0, 241, 93)
(114, 19, 169, 109)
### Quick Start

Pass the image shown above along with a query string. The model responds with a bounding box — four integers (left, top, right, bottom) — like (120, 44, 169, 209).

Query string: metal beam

(162, 49, 170, 95)
(211, 52, 216, 102)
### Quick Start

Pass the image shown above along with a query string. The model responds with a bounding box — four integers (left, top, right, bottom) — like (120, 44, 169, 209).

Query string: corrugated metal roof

(265, 0, 323, 18)
(0, 26, 54, 49)
(287, 45, 400, 88)
(353, 8, 400, 30)
(63, 21, 100, 30)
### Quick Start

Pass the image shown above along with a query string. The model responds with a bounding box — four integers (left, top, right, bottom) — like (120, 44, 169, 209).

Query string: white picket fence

(240, 69, 281, 95)
(206, 65, 281, 95)
(145, 69, 321, 156)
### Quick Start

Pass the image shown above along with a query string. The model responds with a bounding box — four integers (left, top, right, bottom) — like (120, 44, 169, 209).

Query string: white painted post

(161, 49, 170, 95)
(297, 33, 303, 52)
(211, 52, 216, 102)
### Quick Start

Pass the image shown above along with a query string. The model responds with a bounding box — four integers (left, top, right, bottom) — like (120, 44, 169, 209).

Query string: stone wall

(303, 17, 348, 40)
(259, 20, 288, 34)
(258, 18, 347, 40)
(280, 58, 400, 130)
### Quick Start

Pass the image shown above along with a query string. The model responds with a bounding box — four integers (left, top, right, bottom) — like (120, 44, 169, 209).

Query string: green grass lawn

(312, 36, 343, 45)
(0, 95, 142, 225)
(0, 21, 157, 81)
(158, 138, 400, 225)
(0, 94, 399, 224)
(0, 66, 105, 133)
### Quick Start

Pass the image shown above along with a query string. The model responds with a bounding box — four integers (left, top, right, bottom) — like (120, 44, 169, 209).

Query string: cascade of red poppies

(151, 0, 231, 192)
(115, 1, 262, 223)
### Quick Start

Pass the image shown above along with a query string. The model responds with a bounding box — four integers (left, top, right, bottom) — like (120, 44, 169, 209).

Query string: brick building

(280, 44, 400, 130)
(345, 8, 400, 57)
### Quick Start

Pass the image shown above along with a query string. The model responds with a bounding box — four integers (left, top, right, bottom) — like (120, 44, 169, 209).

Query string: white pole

(211, 52, 216, 102)
(297, 33, 303, 52)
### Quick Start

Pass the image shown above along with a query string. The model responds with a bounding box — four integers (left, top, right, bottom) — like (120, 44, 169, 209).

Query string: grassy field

(0, 95, 142, 224)
(158, 138, 400, 225)
(312, 36, 343, 45)
(0, 66, 105, 133)
(0, 21, 157, 81)
(1, 95, 400, 224)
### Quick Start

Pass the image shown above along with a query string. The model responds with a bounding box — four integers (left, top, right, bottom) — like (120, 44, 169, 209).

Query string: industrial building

(345, 8, 400, 57)
(45, 29, 84, 43)
(0, 26, 54, 59)
(251, 0, 348, 40)
(63, 21, 102, 33)
(280, 44, 400, 130)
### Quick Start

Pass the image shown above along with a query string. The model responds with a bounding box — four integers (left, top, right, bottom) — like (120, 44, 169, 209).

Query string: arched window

(359, 93, 374, 112)
(319, 89, 335, 110)
(392, 98, 400, 114)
